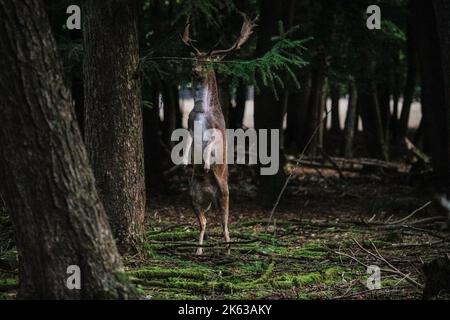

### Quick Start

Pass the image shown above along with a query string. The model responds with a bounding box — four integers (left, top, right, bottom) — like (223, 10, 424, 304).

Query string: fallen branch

(352, 238, 423, 289)
(405, 137, 431, 164)
(318, 147, 344, 179)
(387, 201, 432, 225)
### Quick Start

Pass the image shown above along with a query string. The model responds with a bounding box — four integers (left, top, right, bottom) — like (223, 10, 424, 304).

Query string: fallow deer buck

(182, 13, 257, 255)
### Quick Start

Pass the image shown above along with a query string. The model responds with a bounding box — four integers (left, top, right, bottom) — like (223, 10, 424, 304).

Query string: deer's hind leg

(220, 184, 231, 255)
(193, 206, 207, 255)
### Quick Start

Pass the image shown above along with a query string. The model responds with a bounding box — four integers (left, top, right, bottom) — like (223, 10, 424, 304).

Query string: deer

(181, 13, 257, 255)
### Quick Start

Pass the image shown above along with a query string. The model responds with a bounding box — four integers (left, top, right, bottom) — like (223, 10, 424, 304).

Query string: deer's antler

(182, 17, 202, 55)
(210, 13, 258, 57)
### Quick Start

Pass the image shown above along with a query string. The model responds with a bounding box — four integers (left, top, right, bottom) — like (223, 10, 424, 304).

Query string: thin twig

(318, 147, 344, 179)
(352, 238, 423, 289)
(387, 201, 432, 225)
(266, 108, 332, 230)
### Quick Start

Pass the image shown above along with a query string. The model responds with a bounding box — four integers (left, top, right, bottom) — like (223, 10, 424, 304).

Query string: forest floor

(1, 159, 450, 300)
(126, 162, 450, 300)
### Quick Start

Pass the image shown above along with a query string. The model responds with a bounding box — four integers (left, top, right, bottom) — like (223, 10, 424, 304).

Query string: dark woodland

(0, 0, 450, 301)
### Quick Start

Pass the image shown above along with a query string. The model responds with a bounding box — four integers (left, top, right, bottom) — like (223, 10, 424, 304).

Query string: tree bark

(330, 85, 341, 134)
(254, 0, 286, 207)
(162, 81, 181, 148)
(286, 72, 312, 150)
(344, 83, 358, 158)
(229, 81, 247, 129)
(306, 62, 327, 157)
(0, 0, 135, 299)
(377, 78, 391, 152)
(143, 90, 168, 195)
(83, 0, 145, 252)
(218, 77, 232, 128)
(413, 0, 448, 193)
(398, 22, 419, 143)
(358, 64, 389, 160)
(433, 0, 450, 196)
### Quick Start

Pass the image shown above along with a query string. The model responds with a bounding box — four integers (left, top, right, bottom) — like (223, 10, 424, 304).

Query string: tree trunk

(413, 0, 448, 192)
(359, 78, 388, 160)
(83, 0, 145, 252)
(398, 22, 419, 143)
(254, 0, 286, 207)
(143, 89, 168, 195)
(344, 83, 358, 158)
(433, 0, 450, 196)
(0, 0, 135, 299)
(229, 81, 247, 129)
(218, 77, 232, 128)
(330, 85, 341, 133)
(286, 72, 312, 151)
(162, 81, 181, 148)
(391, 53, 401, 143)
(378, 79, 391, 153)
(306, 62, 327, 157)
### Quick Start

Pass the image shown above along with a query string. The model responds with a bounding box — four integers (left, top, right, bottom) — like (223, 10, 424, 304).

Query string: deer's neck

(192, 70, 220, 114)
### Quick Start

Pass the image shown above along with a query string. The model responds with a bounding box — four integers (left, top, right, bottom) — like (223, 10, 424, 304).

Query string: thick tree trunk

(254, 0, 286, 207)
(344, 83, 358, 158)
(413, 0, 448, 193)
(83, 0, 145, 252)
(0, 0, 135, 299)
(433, 0, 450, 196)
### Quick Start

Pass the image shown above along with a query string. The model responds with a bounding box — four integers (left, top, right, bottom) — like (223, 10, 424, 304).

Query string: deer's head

(182, 13, 258, 83)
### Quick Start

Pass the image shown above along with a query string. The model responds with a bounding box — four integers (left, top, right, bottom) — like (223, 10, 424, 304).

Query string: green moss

(0, 278, 17, 286)
(236, 261, 269, 273)
(149, 290, 202, 300)
(146, 230, 197, 241)
(129, 267, 214, 281)
(292, 242, 328, 260)
(0, 278, 18, 296)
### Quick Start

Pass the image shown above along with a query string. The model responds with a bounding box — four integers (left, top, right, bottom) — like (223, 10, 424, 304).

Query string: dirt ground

(1, 160, 449, 300)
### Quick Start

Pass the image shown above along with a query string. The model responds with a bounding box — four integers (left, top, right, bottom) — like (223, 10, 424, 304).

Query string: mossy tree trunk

(83, 0, 145, 252)
(0, 0, 135, 299)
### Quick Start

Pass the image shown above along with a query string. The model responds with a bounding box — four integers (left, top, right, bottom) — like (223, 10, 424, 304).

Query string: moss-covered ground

(1, 165, 449, 300)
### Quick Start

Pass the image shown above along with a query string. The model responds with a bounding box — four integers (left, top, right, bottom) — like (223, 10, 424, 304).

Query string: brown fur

(188, 65, 229, 255)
